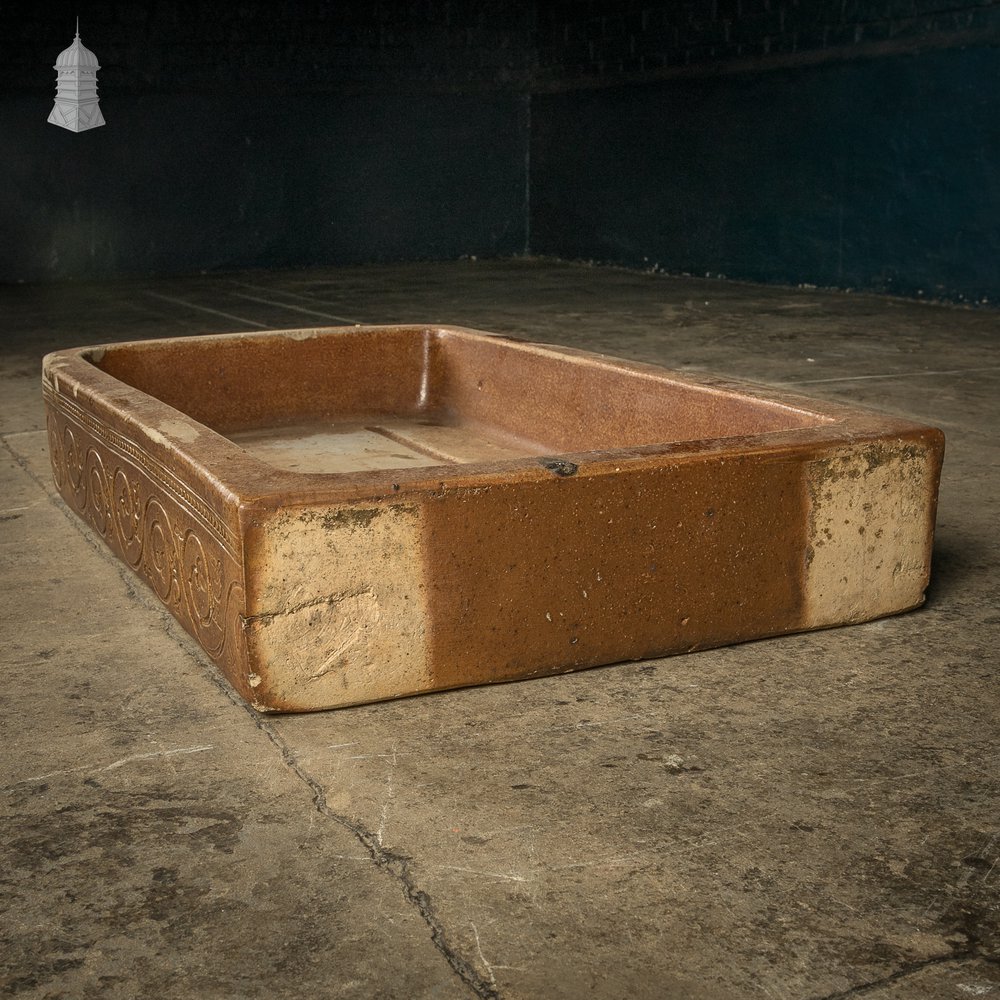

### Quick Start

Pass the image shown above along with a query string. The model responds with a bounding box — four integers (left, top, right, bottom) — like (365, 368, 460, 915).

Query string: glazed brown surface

(420, 451, 811, 690)
(90, 326, 829, 448)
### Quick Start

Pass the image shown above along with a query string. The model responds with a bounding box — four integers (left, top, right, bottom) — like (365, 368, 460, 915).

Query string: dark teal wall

(7, 1, 1000, 299)
(0, 93, 528, 282)
(0, 1, 531, 283)
(530, 45, 1000, 301)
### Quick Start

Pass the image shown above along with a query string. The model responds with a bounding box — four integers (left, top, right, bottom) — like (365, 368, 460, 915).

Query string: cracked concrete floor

(2, 259, 998, 999)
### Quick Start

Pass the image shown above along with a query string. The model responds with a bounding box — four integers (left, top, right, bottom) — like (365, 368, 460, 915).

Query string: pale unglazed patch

(142, 418, 203, 448)
(156, 418, 203, 443)
(802, 441, 937, 629)
(305, 589, 382, 680)
(246, 502, 429, 710)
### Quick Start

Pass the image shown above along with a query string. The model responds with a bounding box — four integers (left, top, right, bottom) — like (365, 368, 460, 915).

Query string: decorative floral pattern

(44, 395, 249, 691)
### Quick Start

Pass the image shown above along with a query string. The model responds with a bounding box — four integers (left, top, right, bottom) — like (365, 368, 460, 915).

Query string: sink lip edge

(42, 324, 946, 508)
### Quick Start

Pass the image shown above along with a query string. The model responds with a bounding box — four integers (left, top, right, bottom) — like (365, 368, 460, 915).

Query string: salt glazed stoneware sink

(42, 325, 945, 713)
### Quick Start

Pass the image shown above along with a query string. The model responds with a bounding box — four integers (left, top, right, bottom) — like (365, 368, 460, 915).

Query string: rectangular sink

(42, 325, 945, 712)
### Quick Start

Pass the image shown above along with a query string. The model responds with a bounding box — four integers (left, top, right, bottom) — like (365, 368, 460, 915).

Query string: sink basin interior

(87, 326, 833, 474)
(225, 419, 538, 474)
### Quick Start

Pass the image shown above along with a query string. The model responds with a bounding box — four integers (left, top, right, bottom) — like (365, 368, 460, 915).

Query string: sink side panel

(239, 428, 943, 712)
(42, 375, 254, 704)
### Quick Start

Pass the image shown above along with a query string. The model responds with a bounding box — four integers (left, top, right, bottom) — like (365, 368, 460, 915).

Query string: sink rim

(42, 323, 929, 509)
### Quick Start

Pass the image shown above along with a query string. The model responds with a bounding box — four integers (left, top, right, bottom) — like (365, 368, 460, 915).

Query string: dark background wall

(530, 0, 1000, 302)
(0, 1, 532, 282)
(3, 0, 1000, 301)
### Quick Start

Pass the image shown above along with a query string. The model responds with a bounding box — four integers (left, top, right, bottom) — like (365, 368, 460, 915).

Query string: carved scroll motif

(44, 399, 249, 688)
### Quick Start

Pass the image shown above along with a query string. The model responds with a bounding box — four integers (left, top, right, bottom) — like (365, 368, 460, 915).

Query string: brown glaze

(420, 452, 809, 690)
(91, 326, 436, 432)
(42, 325, 945, 712)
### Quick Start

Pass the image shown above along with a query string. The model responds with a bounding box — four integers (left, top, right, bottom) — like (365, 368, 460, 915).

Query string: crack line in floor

(245, 717, 502, 1000)
(811, 952, 982, 1000)
(2, 433, 500, 1000)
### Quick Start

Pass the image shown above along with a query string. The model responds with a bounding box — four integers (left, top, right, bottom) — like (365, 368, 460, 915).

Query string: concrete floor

(2, 259, 998, 1000)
